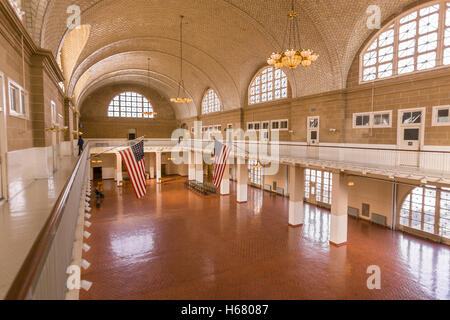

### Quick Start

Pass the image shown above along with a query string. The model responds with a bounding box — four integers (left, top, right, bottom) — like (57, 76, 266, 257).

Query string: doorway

(307, 116, 320, 145)
(93, 167, 103, 181)
(397, 108, 425, 167)
(128, 128, 137, 140)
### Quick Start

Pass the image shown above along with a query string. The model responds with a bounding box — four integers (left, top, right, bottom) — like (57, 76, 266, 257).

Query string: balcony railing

(5, 144, 90, 300)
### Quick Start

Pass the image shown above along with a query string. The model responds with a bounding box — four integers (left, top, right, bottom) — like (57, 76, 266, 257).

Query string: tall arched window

(202, 89, 221, 114)
(361, 1, 450, 82)
(248, 66, 288, 105)
(107, 92, 154, 118)
(400, 186, 450, 239)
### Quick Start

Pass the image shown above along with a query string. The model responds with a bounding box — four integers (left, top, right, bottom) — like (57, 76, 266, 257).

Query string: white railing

(86, 139, 450, 179)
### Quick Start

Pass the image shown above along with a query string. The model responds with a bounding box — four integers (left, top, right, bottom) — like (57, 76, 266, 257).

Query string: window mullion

(415, 13, 420, 71)
(436, 0, 446, 66)
(435, 189, 441, 236)
(393, 21, 400, 76)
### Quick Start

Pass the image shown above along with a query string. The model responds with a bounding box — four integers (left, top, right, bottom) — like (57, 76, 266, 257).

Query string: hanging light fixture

(171, 15, 192, 104)
(267, 0, 319, 69)
(142, 58, 158, 117)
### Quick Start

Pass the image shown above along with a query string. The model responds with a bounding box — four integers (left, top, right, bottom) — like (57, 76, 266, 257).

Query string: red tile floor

(80, 179, 450, 300)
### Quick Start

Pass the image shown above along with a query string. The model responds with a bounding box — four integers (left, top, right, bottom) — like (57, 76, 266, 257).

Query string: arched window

(107, 92, 154, 118)
(248, 66, 288, 105)
(202, 89, 221, 114)
(400, 186, 450, 239)
(361, 1, 450, 82)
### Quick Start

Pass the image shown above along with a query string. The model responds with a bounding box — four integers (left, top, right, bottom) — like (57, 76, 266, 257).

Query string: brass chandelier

(267, 0, 319, 69)
(171, 15, 192, 104)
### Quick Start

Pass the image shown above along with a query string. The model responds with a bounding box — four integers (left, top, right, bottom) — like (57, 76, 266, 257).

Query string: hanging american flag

(119, 140, 147, 199)
(213, 140, 232, 189)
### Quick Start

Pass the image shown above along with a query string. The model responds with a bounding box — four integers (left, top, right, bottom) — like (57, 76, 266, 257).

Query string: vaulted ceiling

(23, 0, 430, 119)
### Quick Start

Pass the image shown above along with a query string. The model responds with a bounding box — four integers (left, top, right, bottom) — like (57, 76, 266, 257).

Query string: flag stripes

(213, 140, 232, 189)
(119, 141, 147, 199)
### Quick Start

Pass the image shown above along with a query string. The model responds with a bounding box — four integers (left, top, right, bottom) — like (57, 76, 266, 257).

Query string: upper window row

(108, 92, 154, 119)
(249, 66, 288, 105)
(202, 89, 221, 115)
(202, 66, 290, 114)
(361, 1, 450, 82)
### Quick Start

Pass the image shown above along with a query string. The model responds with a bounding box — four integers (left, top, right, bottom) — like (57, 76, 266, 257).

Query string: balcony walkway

(0, 156, 78, 299)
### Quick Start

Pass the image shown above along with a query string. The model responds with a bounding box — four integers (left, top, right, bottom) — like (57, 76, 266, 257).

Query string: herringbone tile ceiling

(26, 0, 430, 118)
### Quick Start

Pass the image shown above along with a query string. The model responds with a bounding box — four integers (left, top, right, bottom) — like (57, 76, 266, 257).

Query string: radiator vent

(264, 184, 272, 191)
(276, 187, 284, 195)
(371, 213, 387, 227)
(348, 206, 359, 218)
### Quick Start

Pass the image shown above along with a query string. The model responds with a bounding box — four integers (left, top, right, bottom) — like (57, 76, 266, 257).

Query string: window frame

(8, 78, 28, 119)
(50, 101, 57, 125)
(247, 121, 260, 131)
(0, 72, 4, 112)
(107, 91, 154, 119)
(248, 66, 289, 105)
(271, 120, 280, 131)
(352, 111, 392, 129)
(201, 88, 222, 115)
(372, 110, 393, 128)
(432, 105, 450, 126)
(359, 0, 450, 84)
(279, 119, 289, 131)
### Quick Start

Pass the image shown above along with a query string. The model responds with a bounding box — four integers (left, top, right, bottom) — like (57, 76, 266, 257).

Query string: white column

(156, 152, 162, 184)
(220, 164, 230, 195)
(188, 150, 196, 181)
(115, 153, 123, 186)
(149, 153, 155, 179)
(330, 172, 349, 246)
(236, 161, 248, 203)
(195, 151, 203, 184)
(288, 165, 305, 227)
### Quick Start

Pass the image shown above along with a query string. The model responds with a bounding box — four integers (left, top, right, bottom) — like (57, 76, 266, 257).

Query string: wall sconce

(72, 131, 83, 136)
(45, 126, 58, 132)
(142, 112, 158, 117)
(329, 128, 337, 134)
(348, 181, 355, 187)
(91, 158, 103, 164)
(251, 161, 264, 169)
(288, 130, 294, 134)
(60, 126, 69, 133)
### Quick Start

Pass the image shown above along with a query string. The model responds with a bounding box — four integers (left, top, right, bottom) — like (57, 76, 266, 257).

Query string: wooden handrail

(5, 144, 89, 300)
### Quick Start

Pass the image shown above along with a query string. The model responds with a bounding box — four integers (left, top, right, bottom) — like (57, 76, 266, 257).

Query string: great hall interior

(0, 0, 449, 301)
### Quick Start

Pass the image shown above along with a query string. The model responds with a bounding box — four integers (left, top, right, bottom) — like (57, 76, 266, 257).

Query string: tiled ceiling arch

(24, 0, 432, 119)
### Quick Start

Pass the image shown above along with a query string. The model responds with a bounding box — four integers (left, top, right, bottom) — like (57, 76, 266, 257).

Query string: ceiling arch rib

(77, 69, 197, 119)
(71, 51, 222, 118)
(67, 42, 241, 115)
(34, 0, 430, 112)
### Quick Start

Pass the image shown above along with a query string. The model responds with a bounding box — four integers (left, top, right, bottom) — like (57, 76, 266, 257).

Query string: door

(128, 128, 137, 140)
(398, 108, 425, 167)
(261, 121, 269, 142)
(307, 116, 320, 145)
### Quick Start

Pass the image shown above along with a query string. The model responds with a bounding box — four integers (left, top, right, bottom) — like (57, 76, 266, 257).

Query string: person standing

(78, 135, 84, 156)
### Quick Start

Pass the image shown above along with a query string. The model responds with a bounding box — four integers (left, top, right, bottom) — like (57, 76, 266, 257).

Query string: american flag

(213, 140, 232, 189)
(119, 140, 147, 199)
